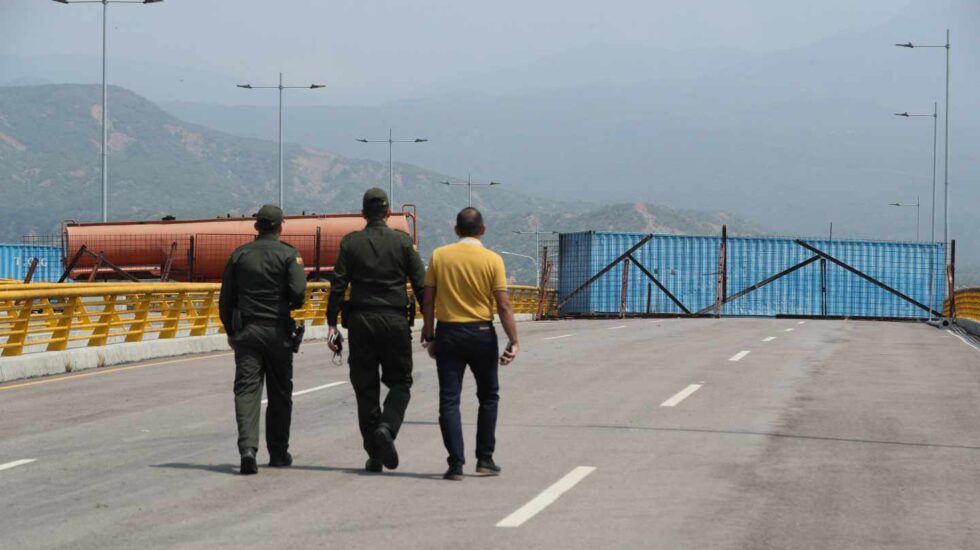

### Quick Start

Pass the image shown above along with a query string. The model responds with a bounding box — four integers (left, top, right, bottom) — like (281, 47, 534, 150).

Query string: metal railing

(946, 287, 980, 322)
(0, 283, 554, 357)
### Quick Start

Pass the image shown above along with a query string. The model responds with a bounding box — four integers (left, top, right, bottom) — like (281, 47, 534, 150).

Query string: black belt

(437, 320, 493, 327)
(350, 305, 407, 315)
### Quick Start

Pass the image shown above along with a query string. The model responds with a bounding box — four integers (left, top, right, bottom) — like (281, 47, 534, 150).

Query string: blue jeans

(435, 322, 500, 467)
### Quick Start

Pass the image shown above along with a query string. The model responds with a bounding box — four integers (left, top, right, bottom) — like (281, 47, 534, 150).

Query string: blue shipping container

(558, 232, 945, 319)
(0, 244, 64, 283)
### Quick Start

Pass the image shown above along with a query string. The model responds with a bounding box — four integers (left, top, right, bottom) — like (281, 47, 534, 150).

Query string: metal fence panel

(558, 231, 945, 319)
(0, 244, 63, 282)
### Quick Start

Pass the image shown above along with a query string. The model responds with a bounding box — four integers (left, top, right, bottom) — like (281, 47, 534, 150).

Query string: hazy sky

(2, 0, 919, 103)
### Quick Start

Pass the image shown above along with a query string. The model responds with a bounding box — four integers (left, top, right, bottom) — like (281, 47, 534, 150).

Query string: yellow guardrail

(945, 287, 980, 322)
(0, 283, 555, 357)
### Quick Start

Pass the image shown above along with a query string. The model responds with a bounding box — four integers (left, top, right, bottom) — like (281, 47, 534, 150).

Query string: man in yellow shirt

(421, 207, 520, 481)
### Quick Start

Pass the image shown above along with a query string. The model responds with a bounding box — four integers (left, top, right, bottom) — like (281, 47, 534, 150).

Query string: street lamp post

(440, 174, 501, 207)
(500, 251, 538, 286)
(513, 227, 558, 287)
(236, 73, 325, 211)
(356, 129, 428, 206)
(889, 197, 920, 242)
(894, 105, 939, 319)
(51, 0, 164, 223)
(896, 31, 951, 262)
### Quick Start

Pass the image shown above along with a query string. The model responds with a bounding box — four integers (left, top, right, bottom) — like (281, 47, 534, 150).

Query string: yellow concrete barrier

(946, 288, 980, 322)
(0, 283, 554, 356)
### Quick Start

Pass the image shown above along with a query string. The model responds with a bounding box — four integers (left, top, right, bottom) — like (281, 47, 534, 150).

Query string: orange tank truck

(63, 206, 417, 282)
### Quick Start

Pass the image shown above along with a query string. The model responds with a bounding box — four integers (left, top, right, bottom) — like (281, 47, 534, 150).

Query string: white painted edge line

(544, 334, 572, 340)
(729, 350, 751, 362)
(660, 384, 702, 407)
(762, 336, 777, 342)
(262, 381, 347, 405)
(948, 330, 980, 352)
(784, 328, 795, 332)
(0, 459, 36, 472)
(608, 325, 627, 330)
(496, 466, 597, 528)
(798, 321, 806, 325)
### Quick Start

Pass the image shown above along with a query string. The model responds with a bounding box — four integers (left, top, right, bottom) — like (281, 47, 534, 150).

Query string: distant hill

(0, 84, 763, 283)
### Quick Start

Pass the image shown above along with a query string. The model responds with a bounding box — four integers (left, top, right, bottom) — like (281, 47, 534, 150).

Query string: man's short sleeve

(492, 253, 508, 291)
(425, 250, 438, 287)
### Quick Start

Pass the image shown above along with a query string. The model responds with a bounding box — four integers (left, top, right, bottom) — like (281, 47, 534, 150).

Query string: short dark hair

(363, 203, 389, 221)
(255, 220, 280, 234)
(456, 207, 484, 237)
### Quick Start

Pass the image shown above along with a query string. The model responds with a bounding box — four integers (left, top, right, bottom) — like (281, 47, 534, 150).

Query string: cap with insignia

(255, 204, 284, 227)
(362, 188, 390, 210)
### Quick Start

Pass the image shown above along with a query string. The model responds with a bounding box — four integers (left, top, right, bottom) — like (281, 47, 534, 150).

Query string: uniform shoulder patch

(295, 256, 304, 266)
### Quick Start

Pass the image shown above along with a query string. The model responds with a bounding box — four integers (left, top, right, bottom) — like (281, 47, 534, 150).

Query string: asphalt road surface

(1, 319, 979, 549)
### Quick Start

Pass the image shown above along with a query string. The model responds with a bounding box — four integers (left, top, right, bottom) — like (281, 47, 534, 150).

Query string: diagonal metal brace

(557, 234, 654, 310)
(694, 255, 821, 316)
(626, 254, 691, 315)
(795, 240, 942, 317)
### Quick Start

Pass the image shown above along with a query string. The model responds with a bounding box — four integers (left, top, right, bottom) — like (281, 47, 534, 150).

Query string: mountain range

(0, 84, 762, 283)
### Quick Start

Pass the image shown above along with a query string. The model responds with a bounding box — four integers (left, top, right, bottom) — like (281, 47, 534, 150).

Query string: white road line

(608, 325, 627, 330)
(729, 350, 751, 362)
(544, 334, 572, 340)
(262, 381, 347, 405)
(948, 330, 980, 352)
(798, 321, 806, 325)
(762, 336, 776, 342)
(660, 384, 702, 407)
(784, 328, 795, 332)
(0, 459, 36, 472)
(496, 466, 597, 528)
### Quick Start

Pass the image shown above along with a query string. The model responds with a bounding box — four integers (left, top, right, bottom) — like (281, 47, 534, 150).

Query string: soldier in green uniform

(327, 188, 426, 473)
(219, 204, 307, 475)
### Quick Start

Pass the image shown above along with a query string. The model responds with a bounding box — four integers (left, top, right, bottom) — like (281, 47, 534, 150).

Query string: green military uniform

(219, 205, 307, 470)
(327, 189, 425, 467)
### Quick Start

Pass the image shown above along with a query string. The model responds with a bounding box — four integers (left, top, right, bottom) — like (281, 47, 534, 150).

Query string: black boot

(373, 427, 399, 470)
(269, 451, 293, 468)
(475, 457, 501, 476)
(240, 448, 258, 475)
(443, 463, 464, 481)
(365, 458, 383, 473)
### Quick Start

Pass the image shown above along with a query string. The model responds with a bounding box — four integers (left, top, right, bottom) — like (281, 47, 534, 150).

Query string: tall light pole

(894, 105, 939, 318)
(514, 226, 558, 287)
(896, 31, 950, 264)
(236, 73, 325, 211)
(500, 251, 538, 286)
(356, 129, 427, 206)
(888, 198, 920, 242)
(440, 174, 501, 207)
(51, 0, 164, 223)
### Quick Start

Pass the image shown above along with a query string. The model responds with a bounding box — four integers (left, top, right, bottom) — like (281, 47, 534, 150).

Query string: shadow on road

(151, 462, 444, 480)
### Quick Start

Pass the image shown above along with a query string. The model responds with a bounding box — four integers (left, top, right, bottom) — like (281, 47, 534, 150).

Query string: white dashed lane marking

(608, 326, 627, 330)
(544, 334, 572, 340)
(762, 337, 776, 342)
(660, 384, 703, 407)
(784, 328, 795, 333)
(0, 459, 36, 472)
(497, 466, 597, 528)
(729, 350, 751, 362)
(262, 381, 347, 405)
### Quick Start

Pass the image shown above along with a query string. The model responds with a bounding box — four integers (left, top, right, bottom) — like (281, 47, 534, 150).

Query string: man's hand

(420, 324, 434, 347)
(226, 335, 237, 352)
(327, 325, 340, 353)
(500, 342, 519, 366)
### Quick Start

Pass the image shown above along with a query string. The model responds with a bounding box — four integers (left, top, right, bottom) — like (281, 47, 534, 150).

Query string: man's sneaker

(372, 427, 399, 470)
(365, 458, 383, 473)
(240, 448, 258, 475)
(475, 457, 501, 476)
(269, 451, 293, 468)
(443, 464, 464, 481)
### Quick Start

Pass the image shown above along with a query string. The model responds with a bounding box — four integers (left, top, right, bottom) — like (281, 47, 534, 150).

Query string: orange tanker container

(63, 207, 417, 282)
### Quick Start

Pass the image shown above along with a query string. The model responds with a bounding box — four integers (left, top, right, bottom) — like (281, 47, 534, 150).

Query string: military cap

(255, 204, 284, 226)
(362, 188, 390, 210)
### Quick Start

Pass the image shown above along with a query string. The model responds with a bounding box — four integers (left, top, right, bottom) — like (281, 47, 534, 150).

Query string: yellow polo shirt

(425, 238, 508, 322)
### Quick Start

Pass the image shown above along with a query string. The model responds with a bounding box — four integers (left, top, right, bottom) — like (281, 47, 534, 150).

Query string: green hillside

(0, 84, 762, 283)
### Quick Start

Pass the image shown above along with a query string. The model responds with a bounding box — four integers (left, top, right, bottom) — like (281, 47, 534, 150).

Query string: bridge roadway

(1, 318, 979, 549)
